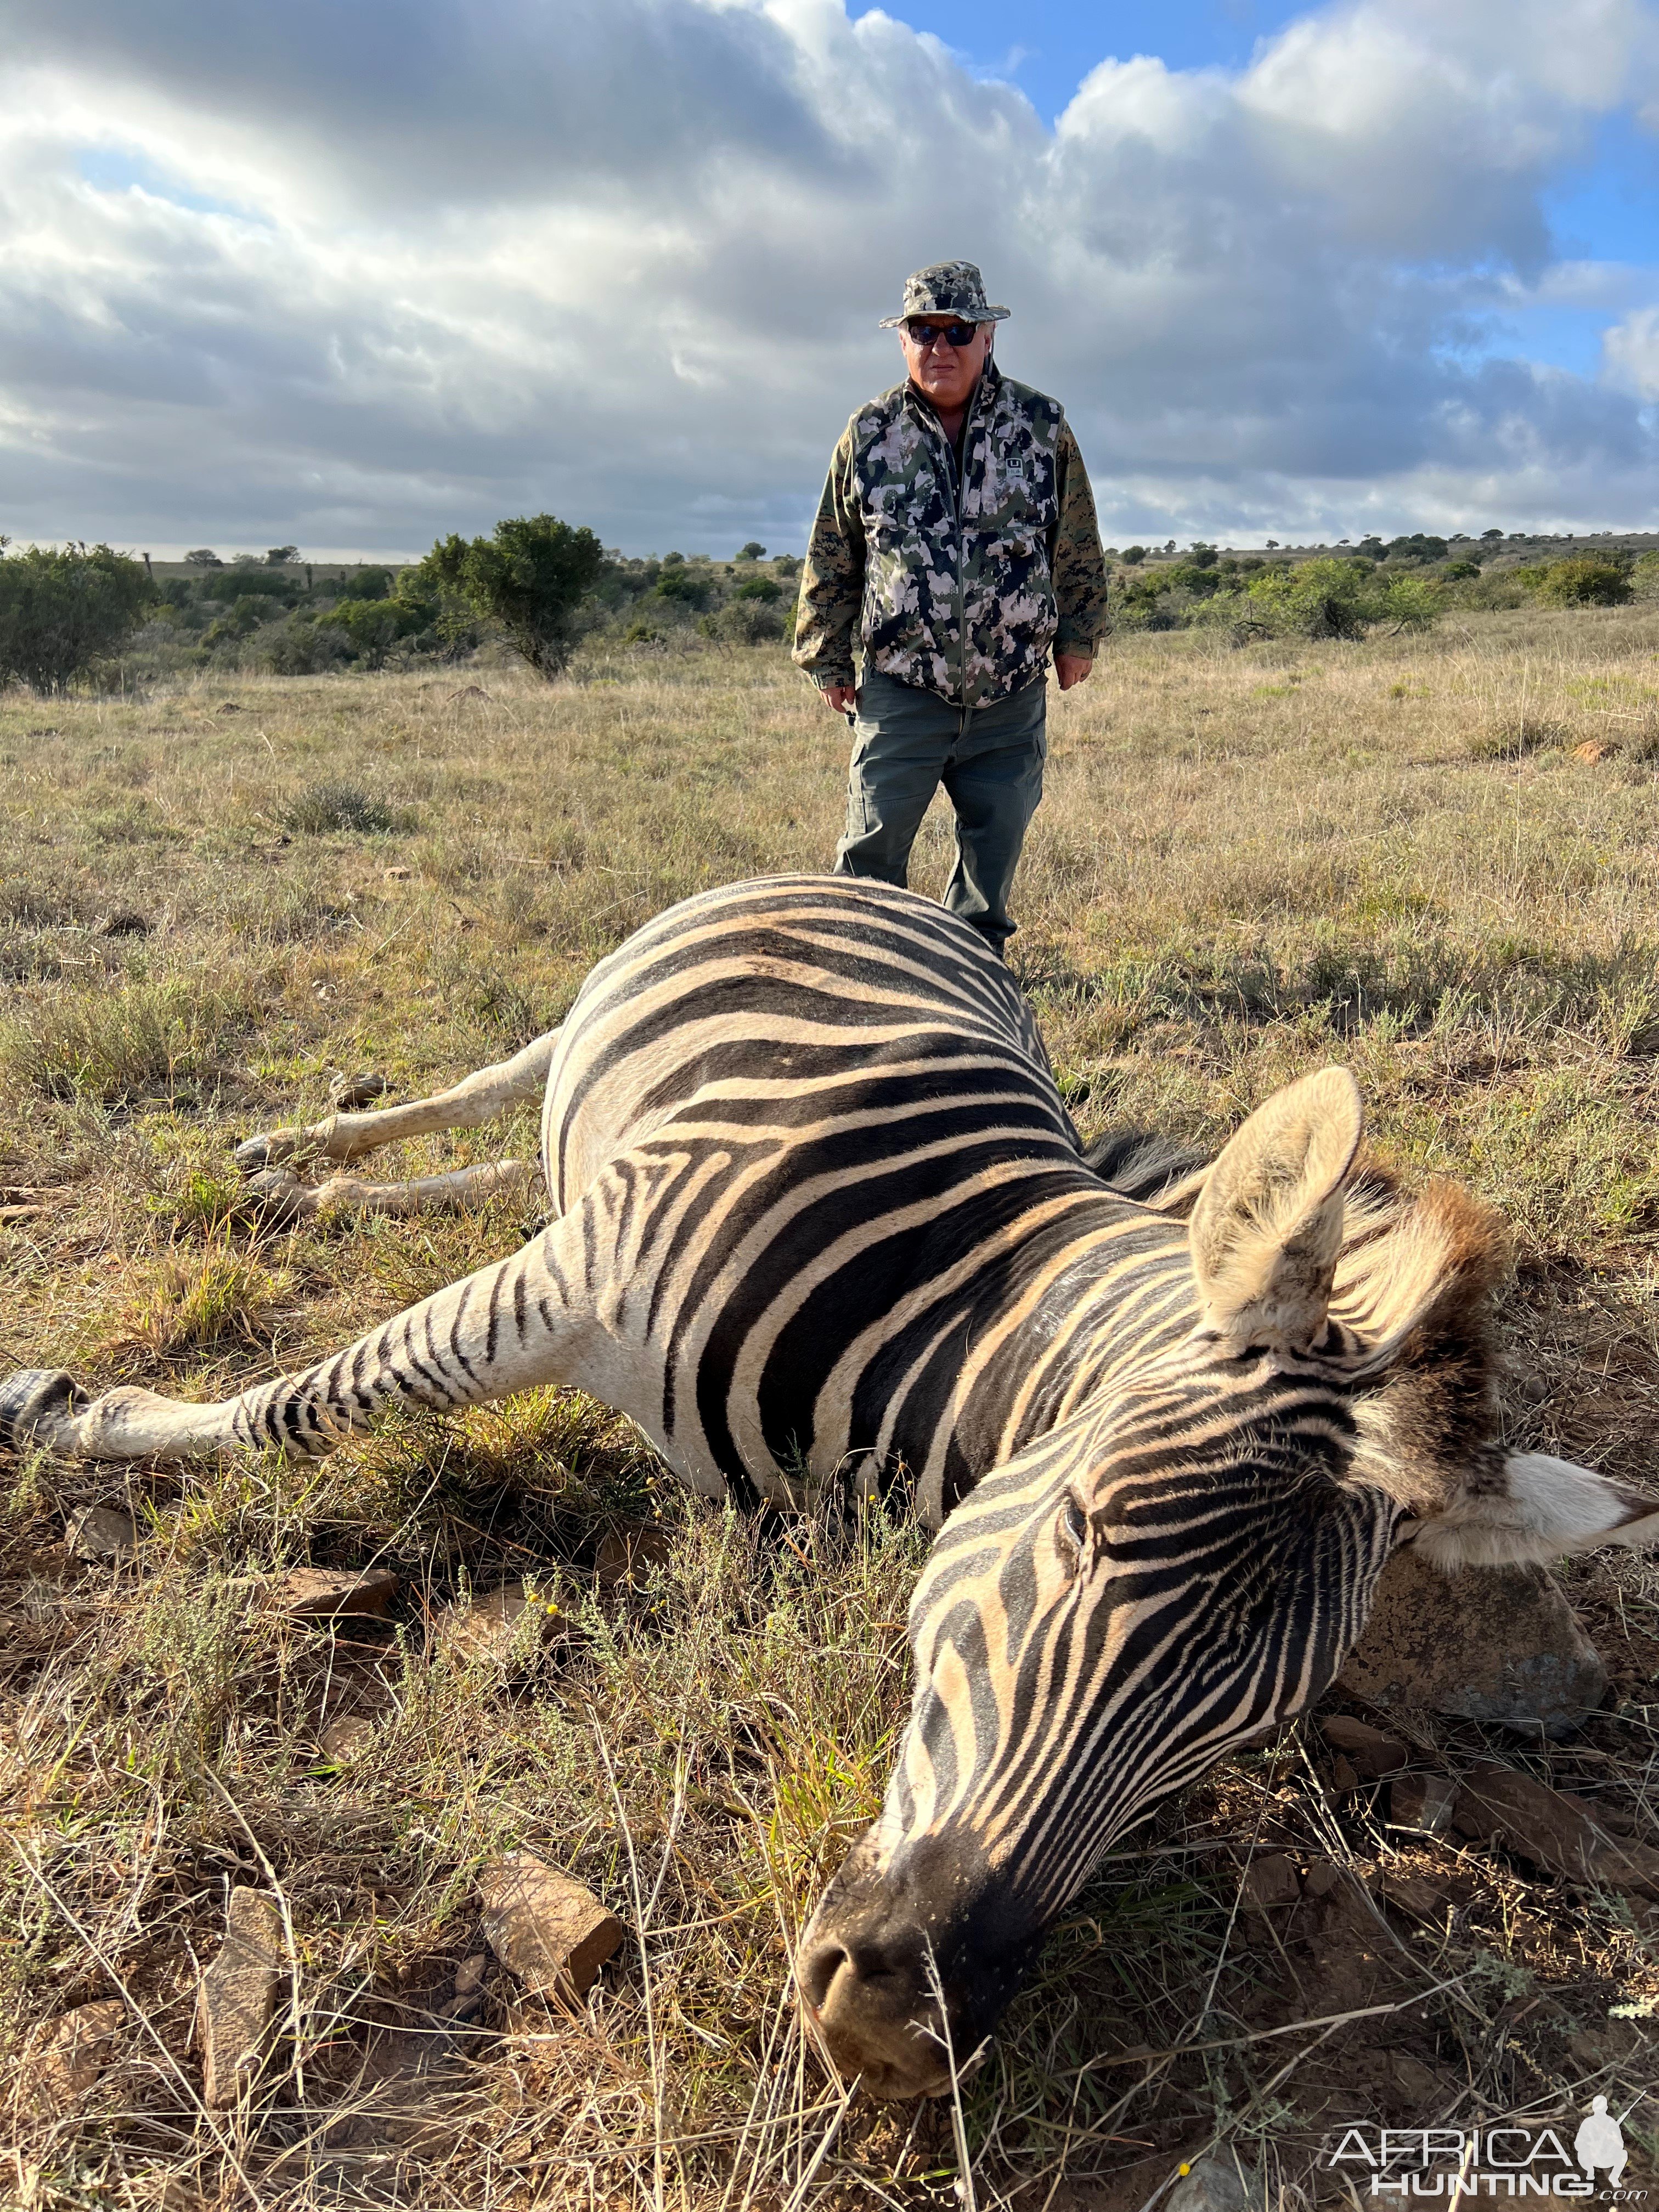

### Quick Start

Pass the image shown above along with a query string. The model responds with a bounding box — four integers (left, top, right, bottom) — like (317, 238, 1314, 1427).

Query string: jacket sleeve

(792, 425, 865, 688)
(1051, 420, 1109, 654)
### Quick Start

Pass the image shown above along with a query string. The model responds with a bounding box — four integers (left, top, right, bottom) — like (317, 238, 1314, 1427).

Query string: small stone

(197, 1889, 284, 2107)
(33, 1999, 124, 2107)
(276, 1567, 398, 1620)
(453, 1953, 489, 1999)
(66, 1505, 136, 1561)
(593, 1524, 673, 1589)
(479, 1850, 623, 2001)
(318, 1715, 376, 1762)
(1453, 1763, 1659, 1898)
(1389, 1774, 1462, 1835)
(1338, 1548, 1607, 1733)
(1329, 1754, 1360, 1791)
(1319, 1714, 1409, 1779)
(1241, 1852, 1301, 1912)
(1386, 2052, 1447, 2107)
(1301, 1857, 1347, 1901)
(438, 1581, 564, 1667)
(1379, 1871, 1453, 1920)
(1165, 2151, 1266, 2212)
(328, 1071, 388, 1110)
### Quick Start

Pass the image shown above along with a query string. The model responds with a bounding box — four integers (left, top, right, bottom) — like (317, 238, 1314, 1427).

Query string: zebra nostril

(799, 1939, 850, 2013)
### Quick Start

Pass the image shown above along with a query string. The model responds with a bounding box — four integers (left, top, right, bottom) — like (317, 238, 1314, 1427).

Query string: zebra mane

(1081, 1130, 1210, 1212)
(1087, 1126, 1513, 1511)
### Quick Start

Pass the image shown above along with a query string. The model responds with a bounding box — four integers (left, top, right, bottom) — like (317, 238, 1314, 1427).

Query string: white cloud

(0, 0, 1656, 556)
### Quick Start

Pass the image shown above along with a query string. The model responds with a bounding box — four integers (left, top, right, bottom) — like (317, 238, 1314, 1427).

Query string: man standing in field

(793, 261, 1108, 955)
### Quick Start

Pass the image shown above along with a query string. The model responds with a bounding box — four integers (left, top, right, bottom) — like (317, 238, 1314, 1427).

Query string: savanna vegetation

(3, 597, 1657, 2208)
(0, 522, 803, 698)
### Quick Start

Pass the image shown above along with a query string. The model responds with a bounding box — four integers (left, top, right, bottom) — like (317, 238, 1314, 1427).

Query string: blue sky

(3, 0, 1659, 558)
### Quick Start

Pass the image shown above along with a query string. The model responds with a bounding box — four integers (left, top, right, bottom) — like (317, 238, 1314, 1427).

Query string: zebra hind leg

(234, 1029, 558, 1220)
(0, 1198, 610, 1465)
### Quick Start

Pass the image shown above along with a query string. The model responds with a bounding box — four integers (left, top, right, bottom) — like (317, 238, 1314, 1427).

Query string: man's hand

(1054, 654, 1093, 692)
(822, 682, 859, 715)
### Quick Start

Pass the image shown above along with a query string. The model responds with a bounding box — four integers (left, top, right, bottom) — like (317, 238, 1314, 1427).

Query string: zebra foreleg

(0, 1209, 611, 1465)
(234, 1030, 559, 1176)
(241, 1157, 538, 1224)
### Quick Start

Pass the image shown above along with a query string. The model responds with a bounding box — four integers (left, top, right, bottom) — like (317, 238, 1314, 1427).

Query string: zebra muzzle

(795, 1830, 1029, 2100)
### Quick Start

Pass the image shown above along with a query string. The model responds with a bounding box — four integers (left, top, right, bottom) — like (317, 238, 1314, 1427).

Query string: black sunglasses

(902, 318, 982, 349)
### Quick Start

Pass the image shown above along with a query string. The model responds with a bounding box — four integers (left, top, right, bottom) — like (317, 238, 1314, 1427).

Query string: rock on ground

(1164, 2152, 1266, 2212)
(197, 1888, 285, 2107)
(437, 1581, 565, 1667)
(276, 1566, 398, 1620)
(1454, 1764, 1659, 1897)
(479, 1851, 623, 2001)
(1338, 1548, 1606, 1731)
(32, 1999, 125, 2108)
(66, 1505, 136, 1561)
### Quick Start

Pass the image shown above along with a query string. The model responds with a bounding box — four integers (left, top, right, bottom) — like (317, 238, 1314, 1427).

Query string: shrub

(0, 979, 256, 1103)
(732, 575, 782, 603)
(0, 542, 154, 693)
(1119, 545, 1147, 565)
(277, 781, 399, 834)
(261, 614, 353, 675)
(318, 595, 420, 670)
(1242, 558, 1440, 641)
(415, 514, 607, 679)
(1534, 556, 1632, 608)
(202, 594, 269, 650)
(653, 568, 710, 608)
(266, 545, 300, 566)
(703, 600, 786, 645)
(1243, 558, 1375, 640)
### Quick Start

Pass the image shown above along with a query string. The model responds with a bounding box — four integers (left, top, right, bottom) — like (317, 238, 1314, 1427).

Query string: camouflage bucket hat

(879, 259, 1009, 329)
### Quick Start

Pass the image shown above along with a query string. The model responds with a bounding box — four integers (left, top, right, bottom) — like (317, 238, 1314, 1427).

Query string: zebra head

(797, 1069, 1659, 2098)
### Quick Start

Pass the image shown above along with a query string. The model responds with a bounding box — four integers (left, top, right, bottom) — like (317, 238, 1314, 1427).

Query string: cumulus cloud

(1, 0, 1656, 555)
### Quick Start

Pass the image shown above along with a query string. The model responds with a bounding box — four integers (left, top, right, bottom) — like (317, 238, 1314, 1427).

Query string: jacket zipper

(926, 373, 990, 711)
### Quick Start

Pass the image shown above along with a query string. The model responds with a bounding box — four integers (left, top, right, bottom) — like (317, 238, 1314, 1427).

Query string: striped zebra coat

(5, 876, 1656, 2098)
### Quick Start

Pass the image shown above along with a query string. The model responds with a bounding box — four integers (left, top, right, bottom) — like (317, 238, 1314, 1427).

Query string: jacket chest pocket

(964, 424, 1053, 522)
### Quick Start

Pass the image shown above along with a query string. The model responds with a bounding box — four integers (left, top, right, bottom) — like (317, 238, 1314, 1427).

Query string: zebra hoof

(234, 1133, 273, 1172)
(0, 1368, 83, 1449)
(241, 1170, 317, 1224)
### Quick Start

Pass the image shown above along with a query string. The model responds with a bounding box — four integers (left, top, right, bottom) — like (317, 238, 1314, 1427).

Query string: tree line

(0, 521, 800, 695)
(1, 515, 1652, 693)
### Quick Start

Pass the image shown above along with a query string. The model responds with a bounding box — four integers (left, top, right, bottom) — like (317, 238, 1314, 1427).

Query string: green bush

(653, 568, 710, 609)
(318, 595, 423, 670)
(1242, 558, 1439, 640)
(260, 613, 353, 675)
(415, 514, 607, 678)
(0, 541, 154, 693)
(702, 600, 786, 645)
(1534, 556, 1633, 608)
(732, 575, 782, 603)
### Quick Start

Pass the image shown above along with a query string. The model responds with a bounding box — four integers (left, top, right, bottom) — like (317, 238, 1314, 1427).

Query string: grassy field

(3, 607, 1657, 2209)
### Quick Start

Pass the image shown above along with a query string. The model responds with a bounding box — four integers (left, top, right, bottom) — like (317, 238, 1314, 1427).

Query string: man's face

(899, 315, 992, 414)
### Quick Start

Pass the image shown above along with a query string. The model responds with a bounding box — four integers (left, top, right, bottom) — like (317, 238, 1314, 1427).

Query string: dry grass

(2, 608, 1657, 2208)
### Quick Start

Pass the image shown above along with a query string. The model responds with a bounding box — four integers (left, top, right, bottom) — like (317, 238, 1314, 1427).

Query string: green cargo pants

(833, 669, 1047, 952)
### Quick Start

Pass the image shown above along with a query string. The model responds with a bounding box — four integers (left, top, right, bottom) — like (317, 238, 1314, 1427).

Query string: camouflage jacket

(792, 363, 1109, 707)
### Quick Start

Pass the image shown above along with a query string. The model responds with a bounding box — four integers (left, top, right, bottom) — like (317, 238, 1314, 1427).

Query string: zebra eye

(1056, 1493, 1090, 1572)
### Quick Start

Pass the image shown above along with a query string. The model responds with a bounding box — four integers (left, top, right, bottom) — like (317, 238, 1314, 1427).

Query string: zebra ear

(1408, 1453, 1659, 1568)
(1188, 1067, 1363, 1355)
